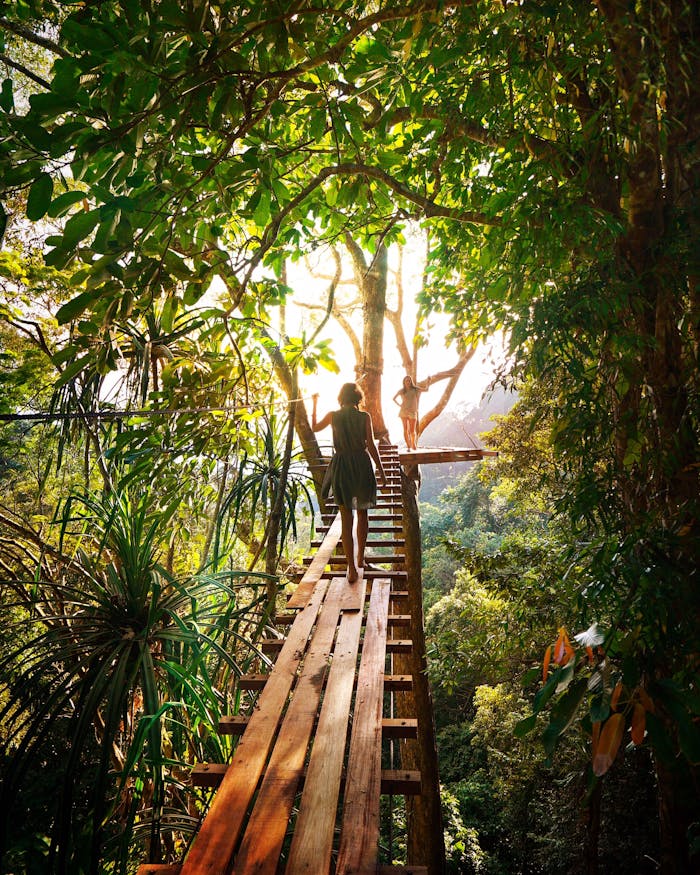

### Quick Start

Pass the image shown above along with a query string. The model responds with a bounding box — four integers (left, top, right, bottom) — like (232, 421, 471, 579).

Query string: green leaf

(56, 290, 97, 324)
(514, 713, 537, 737)
(62, 209, 100, 249)
(48, 190, 86, 218)
(551, 677, 587, 735)
(0, 78, 13, 113)
(55, 354, 91, 387)
(0, 202, 6, 246)
(253, 188, 270, 227)
(26, 172, 54, 221)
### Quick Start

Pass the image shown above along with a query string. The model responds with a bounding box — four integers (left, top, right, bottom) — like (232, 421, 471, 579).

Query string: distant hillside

(417, 383, 517, 502)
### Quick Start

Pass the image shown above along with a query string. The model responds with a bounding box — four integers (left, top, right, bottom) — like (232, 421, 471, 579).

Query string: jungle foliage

(1, 0, 698, 872)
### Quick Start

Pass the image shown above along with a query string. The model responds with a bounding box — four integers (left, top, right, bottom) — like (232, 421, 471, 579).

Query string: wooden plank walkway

(139, 445, 423, 875)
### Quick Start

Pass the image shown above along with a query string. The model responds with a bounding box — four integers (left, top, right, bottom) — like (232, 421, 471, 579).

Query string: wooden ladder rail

(138, 445, 426, 875)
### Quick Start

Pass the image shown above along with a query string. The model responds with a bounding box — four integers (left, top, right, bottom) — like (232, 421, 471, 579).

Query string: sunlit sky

(284, 237, 506, 437)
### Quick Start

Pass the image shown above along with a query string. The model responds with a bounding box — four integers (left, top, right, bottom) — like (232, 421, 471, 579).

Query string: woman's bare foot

(347, 566, 359, 583)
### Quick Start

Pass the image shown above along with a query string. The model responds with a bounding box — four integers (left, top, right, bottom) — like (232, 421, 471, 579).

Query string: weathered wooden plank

(381, 770, 422, 794)
(191, 764, 419, 794)
(339, 566, 365, 611)
(217, 715, 416, 740)
(385, 639, 412, 654)
(137, 866, 182, 875)
(381, 718, 418, 739)
(336, 578, 391, 875)
(287, 513, 342, 609)
(286, 577, 368, 875)
(316, 524, 402, 535)
(305, 554, 405, 566)
(397, 447, 497, 465)
(237, 673, 267, 690)
(231, 576, 347, 874)
(377, 867, 429, 874)
(217, 715, 248, 735)
(311, 538, 405, 549)
(236, 671, 412, 695)
(290, 568, 407, 582)
(180, 576, 331, 875)
(384, 674, 413, 691)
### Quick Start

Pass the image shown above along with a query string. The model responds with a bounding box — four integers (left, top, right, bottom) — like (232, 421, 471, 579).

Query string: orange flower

(553, 627, 575, 666)
(631, 703, 646, 745)
(542, 645, 552, 683)
(593, 713, 625, 777)
(610, 681, 623, 711)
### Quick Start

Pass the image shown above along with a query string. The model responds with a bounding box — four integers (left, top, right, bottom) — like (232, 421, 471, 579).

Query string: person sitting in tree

(393, 375, 430, 450)
(312, 383, 386, 583)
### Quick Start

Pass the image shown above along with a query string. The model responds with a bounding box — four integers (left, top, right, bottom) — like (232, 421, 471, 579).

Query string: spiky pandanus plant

(0, 488, 271, 874)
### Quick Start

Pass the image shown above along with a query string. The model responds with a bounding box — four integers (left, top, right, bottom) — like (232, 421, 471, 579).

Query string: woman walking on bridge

(312, 383, 386, 583)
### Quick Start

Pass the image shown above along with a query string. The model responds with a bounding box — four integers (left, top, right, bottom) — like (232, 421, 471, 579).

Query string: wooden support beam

(377, 867, 429, 874)
(310, 538, 405, 549)
(192, 764, 421, 795)
(387, 614, 411, 628)
(303, 554, 405, 566)
(218, 715, 418, 739)
(239, 672, 413, 693)
(386, 639, 413, 654)
(397, 446, 497, 465)
(137, 866, 182, 875)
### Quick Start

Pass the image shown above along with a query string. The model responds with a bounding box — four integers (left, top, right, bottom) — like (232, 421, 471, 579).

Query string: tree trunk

(264, 335, 326, 500)
(263, 385, 297, 607)
(655, 752, 698, 875)
(395, 469, 446, 874)
(346, 236, 390, 441)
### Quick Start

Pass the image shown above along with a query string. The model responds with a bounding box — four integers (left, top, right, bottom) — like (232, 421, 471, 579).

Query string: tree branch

(0, 53, 51, 89)
(418, 348, 476, 436)
(0, 17, 69, 57)
(236, 161, 494, 306)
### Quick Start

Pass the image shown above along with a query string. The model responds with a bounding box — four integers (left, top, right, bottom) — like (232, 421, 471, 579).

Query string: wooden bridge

(138, 445, 495, 875)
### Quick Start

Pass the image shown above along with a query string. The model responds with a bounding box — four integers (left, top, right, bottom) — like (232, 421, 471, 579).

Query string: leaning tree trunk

(265, 336, 326, 500)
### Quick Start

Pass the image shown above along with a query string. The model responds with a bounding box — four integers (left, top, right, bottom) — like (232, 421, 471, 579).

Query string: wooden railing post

(398, 468, 446, 874)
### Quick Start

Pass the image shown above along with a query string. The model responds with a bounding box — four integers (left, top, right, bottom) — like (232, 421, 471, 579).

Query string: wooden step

(316, 524, 403, 534)
(273, 612, 298, 626)
(310, 538, 405, 548)
(137, 866, 182, 875)
(239, 672, 413, 692)
(378, 867, 429, 874)
(385, 639, 412, 654)
(218, 715, 418, 739)
(302, 554, 405, 566)
(192, 763, 421, 795)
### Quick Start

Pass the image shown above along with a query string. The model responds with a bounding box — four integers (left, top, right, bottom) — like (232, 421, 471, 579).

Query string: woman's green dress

(323, 406, 377, 509)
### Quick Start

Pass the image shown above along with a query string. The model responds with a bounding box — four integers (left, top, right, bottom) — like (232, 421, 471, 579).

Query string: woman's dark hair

(338, 382, 363, 406)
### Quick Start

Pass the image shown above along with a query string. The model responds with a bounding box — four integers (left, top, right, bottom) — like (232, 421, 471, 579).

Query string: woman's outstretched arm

(311, 393, 332, 432)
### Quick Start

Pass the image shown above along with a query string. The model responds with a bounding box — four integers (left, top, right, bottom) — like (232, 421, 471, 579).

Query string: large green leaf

(26, 172, 54, 221)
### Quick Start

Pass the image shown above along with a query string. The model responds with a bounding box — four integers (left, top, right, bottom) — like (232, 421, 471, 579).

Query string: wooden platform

(398, 446, 497, 465)
(138, 445, 418, 875)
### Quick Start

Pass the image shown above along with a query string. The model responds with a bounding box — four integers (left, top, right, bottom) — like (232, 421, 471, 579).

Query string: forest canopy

(0, 1, 698, 873)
